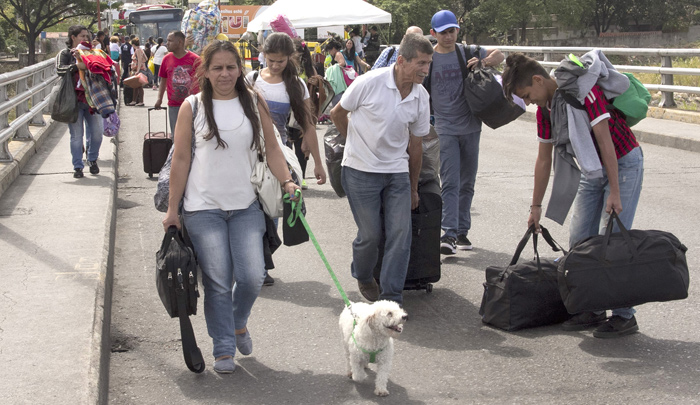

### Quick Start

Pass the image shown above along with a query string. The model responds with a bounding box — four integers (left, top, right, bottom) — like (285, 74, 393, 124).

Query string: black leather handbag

(156, 226, 205, 373)
(479, 226, 571, 331)
(557, 212, 689, 314)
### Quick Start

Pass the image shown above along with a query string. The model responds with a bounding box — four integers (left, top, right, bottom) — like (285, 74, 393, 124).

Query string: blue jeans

(68, 103, 103, 169)
(341, 167, 411, 304)
(569, 146, 644, 319)
(438, 131, 481, 238)
(168, 106, 180, 136)
(183, 202, 267, 358)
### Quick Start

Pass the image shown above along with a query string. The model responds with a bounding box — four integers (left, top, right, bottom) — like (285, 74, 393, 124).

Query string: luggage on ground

(479, 226, 571, 331)
(122, 85, 134, 105)
(373, 191, 442, 292)
(143, 108, 173, 178)
(557, 212, 689, 314)
(156, 226, 205, 373)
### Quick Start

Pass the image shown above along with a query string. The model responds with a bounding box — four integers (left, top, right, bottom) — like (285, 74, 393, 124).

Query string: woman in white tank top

(162, 40, 300, 374)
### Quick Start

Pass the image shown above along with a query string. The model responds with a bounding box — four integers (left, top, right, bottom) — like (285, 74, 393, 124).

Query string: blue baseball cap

(431, 10, 460, 33)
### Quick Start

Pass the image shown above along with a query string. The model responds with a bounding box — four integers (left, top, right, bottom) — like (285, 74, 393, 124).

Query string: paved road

(108, 90, 700, 404)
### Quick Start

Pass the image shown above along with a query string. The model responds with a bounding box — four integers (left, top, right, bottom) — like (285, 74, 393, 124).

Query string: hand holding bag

(557, 212, 689, 314)
(156, 226, 205, 373)
(479, 226, 571, 331)
(455, 45, 525, 129)
(51, 72, 79, 123)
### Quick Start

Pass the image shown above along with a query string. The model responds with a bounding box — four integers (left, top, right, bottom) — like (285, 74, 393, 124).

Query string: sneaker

(562, 312, 607, 331)
(301, 179, 308, 190)
(213, 356, 236, 374)
(87, 160, 99, 175)
(73, 168, 84, 178)
(358, 279, 380, 302)
(235, 328, 253, 356)
(456, 234, 473, 250)
(440, 235, 456, 255)
(263, 272, 274, 286)
(593, 315, 639, 338)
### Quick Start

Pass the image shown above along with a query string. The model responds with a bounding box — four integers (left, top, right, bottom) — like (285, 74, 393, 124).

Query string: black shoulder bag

(156, 226, 205, 373)
(455, 44, 525, 130)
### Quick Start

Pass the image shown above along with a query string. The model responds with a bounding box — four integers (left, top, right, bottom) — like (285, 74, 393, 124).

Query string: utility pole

(98, 0, 102, 30)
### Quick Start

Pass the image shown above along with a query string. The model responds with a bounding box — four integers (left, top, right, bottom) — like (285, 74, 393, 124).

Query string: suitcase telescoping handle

(147, 107, 169, 139)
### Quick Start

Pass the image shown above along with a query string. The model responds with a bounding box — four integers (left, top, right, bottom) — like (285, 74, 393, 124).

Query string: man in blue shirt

(371, 26, 423, 70)
(427, 10, 503, 254)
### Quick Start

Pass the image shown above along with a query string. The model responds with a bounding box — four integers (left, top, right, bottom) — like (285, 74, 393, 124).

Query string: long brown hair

(196, 40, 262, 152)
(262, 33, 314, 131)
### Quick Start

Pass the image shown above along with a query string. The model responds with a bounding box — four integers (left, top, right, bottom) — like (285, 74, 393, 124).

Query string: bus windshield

(128, 8, 184, 40)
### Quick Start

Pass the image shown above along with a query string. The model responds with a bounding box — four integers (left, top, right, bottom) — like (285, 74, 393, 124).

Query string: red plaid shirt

(537, 85, 639, 159)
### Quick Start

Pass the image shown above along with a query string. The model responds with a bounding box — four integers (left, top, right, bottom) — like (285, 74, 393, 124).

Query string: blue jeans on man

(68, 103, 103, 169)
(183, 202, 266, 359)
(439, 131, 481, 238)
(569, 146, 644, 319)
(341, 167, 412, 304)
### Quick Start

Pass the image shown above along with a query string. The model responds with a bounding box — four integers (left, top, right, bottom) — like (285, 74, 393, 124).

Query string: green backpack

(612, 73, 651, 127)
(568, 54, 650, 127)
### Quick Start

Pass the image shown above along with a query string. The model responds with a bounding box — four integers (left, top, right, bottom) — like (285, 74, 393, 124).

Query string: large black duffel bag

(479, 226, 571, 331)
(557, 212, 689, 314)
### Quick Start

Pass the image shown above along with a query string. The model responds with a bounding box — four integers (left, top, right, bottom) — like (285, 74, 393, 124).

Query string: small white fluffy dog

(339, 300, 408, 396)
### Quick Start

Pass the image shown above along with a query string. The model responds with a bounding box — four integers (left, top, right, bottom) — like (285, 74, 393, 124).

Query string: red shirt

(158, 51, 201, 107)
(537, 85, 639, 159)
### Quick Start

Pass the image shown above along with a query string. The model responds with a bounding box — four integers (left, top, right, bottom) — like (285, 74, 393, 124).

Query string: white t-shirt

(152, 45, 169, 65)
(184, 95, 258, 212)
(340, 67, 430, 173)
(244, 71, 309, 143)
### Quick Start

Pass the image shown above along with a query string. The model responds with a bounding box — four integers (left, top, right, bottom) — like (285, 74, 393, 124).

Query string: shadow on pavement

(172, 357, 425, 405)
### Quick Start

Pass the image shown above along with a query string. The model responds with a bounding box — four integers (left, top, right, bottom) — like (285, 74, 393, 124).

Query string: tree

(0, 0, 96, 65)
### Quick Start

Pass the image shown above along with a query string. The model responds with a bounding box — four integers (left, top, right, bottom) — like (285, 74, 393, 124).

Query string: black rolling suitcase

(373, 191, 442, 292)
(143, 108, 172, 178)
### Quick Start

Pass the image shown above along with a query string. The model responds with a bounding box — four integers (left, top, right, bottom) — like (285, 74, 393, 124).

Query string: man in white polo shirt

(330, 33, 433, 305)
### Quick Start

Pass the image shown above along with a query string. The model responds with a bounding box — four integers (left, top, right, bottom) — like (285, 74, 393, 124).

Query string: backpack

(612, 73, 651, 127)
(562, 54, 650, 127)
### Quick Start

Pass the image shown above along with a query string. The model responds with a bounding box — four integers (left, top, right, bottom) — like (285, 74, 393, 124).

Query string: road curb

(86, 102, 120, 404)
(86, 134, 118, 404)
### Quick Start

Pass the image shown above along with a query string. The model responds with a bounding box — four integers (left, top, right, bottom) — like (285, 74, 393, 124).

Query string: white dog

(339, 300, 408, 396)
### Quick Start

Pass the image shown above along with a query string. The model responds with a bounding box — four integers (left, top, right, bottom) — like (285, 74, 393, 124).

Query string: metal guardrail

(0, 59, 59, 162)
(496, 46, 700, 108)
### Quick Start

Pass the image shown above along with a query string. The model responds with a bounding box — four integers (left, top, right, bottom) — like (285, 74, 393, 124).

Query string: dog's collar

(351, 318, 385, 363)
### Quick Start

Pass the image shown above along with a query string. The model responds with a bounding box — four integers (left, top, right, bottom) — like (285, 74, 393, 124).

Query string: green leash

(284, 190, 351, 307)
(283, 190, 384, 363)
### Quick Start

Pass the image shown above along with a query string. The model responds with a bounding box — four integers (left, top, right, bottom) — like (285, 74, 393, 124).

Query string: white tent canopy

(246, 0, 391, 32)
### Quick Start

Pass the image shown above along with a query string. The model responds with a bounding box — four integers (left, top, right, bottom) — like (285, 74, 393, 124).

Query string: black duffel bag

(479, 226, 571, 331)
(156, 226, 205, 373)
(558, 212, 689, 314)
(455, 46, 524, 130)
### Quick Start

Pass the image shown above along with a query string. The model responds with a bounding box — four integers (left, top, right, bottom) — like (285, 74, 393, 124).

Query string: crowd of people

(56, 9, 644, 372)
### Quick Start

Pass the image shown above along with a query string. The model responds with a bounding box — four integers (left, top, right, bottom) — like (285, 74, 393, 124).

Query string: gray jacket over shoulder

(545, 49, 630, 225)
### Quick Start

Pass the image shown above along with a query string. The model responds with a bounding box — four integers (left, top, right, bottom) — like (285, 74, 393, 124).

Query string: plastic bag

(181, 0, 221, 55)
(51, 73, 79, 123)
(103, 113, 120, 137)
(323, 124, 346, 198)
(148, 55, 155, 74)
(269, 14, 298, 38)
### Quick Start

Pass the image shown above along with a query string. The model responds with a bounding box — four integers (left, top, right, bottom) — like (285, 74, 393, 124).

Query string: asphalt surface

(1, 88, 699, 404)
